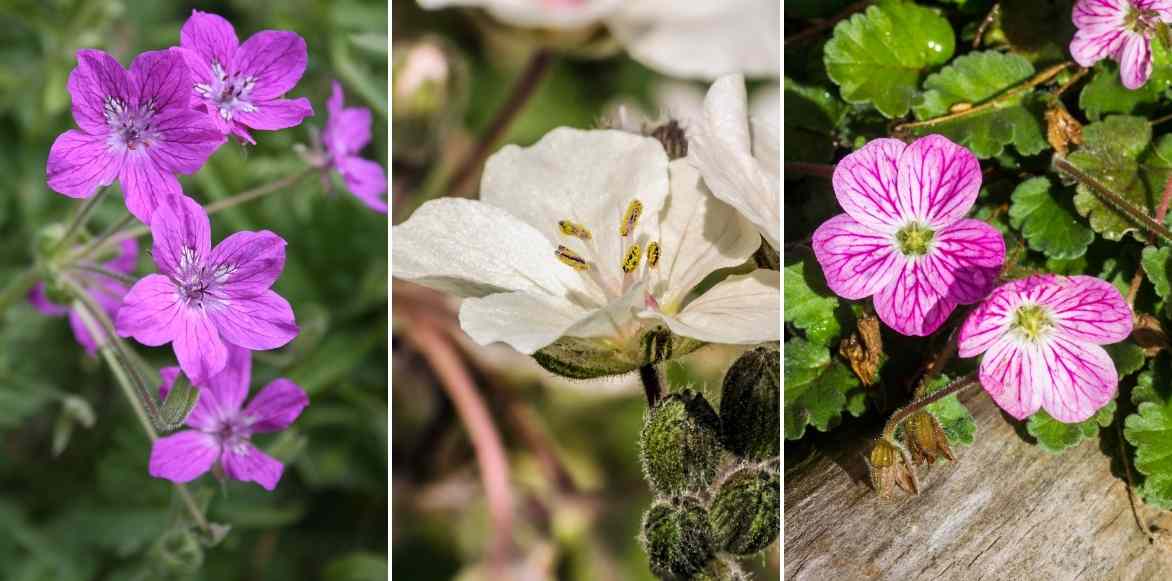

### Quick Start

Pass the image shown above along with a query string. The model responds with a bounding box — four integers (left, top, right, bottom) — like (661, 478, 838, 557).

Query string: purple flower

(323, 81, 387, 213)
(115, 195, 299, 384)
(176, 10, 314, 144)
(958, 275, 1133, 423)
(811, 135, 1006, 336)
(46, 49, 224, 224)
(28, 239, 138, 356)
(1070, 0, 1172, 90)
(149, 346, 308, 490)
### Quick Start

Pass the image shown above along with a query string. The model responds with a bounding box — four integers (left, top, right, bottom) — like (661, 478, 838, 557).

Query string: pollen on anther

(555, 245, 589, 271)
(558, 220, 593, 240)
(621, 244, 642, 273)
(620, 200, 643, 237)
(646, 242, 660, 268)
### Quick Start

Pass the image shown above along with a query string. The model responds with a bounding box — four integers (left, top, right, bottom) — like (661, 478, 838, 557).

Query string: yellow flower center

(895, 222, 934, 257)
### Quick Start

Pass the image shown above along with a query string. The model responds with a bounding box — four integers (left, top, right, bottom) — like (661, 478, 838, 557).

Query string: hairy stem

(882, 373, 979, 442)
(894, 62, 1072, 133)
(1053, 156, 1172, 243)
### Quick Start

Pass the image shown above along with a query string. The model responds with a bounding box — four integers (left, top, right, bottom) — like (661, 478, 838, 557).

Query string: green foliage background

(0, 0, 388, 578)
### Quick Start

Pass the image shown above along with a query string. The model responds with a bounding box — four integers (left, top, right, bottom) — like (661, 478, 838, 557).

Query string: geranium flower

(322, 81, 387, 213)
(958, 275, 1133, 423)
(149, 346, 308, 490)
(416, 0, 779, 81)
(812, 135, 1005, 336)
(392, 128, 777, 377)
(46, 49, 223, 224)
(176, 10, 314, 144)
(1070, 0, 1172, 90)
(27, 239, 138, 356)
(115, 195, 298, 384)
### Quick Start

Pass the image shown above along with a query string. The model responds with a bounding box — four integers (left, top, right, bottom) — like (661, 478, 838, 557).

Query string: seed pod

(904, 411, 955, 465)
(719, 347, 780, 460)
(868, 439, 919, 497)
(641, 389, 723, 496)
(708, 465, 780, 555)
(641, 497, 714, 580)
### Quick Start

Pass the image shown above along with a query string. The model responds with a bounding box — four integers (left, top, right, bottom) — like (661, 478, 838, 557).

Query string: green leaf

(1080, 42, 1172, 121)
(921, 375, 976, 446)
(784, 338, 862, 440)
(783, 256, 841, 345)
(824, 0, 956, 118)
(784, 77, 847, 164)
(909, 51, 1047, 158)
(1008, 176, 1094, 259)
(1070, 116, 1172, 241)
(1143, 246, 1172, 301)
(1027, 401, 1115, 454)
(1107, 341, 1147, 378)
(1125, 392, 1172, 508)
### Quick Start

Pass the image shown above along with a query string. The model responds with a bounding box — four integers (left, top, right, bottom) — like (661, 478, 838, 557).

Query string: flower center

(895, 222, 935, 257)
(172, 246, 234, 309)
(1126, 6, 1160, 35)
(104, 96, 159, 151)
(552, 199, 662, 299)
(215, 414, 253, 452)
(195, 62, 258, 121)
(1011, 303, 1053, 342)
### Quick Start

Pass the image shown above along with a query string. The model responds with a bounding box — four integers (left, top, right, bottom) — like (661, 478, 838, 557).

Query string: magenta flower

(812, 135, 1006, 336)
(115, 195, 299, 384)
(176, 10, 314, 144)
(323, 81, 387, 213)
(149, 346, 308, 490)
(46, 49, 223, 224)
(958, 275, 1133, 423)
(28, 239, 138, 356)
(1070, 0, 1172, 90)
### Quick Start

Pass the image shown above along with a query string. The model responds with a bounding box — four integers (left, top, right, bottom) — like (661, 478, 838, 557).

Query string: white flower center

(195, 62, 258, 122)
(1010, 303, 1053, 342)
(104, 96, 160, 152)
(171, 246, 234, 310)
(894, 221, 934, 257)
(552, 198, 662, 302)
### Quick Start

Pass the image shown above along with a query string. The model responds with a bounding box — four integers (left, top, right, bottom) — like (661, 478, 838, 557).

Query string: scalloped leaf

(921, 375, 976, 446)
(784, 338, 862, 440)
(1008, 176, 1094, 259)
(1027, 401, 1115, 454)
(909, 51, 1047, 158)
(824, 0, 955, 118)
(1124, 397, 1172, 508)
(1107, 341, 1147, 378)
(783, 256, 841, 346)
(1080, 41, 1172, 121)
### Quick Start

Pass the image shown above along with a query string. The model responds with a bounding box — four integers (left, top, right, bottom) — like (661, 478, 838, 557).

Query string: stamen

(646, 242, 660, 268)
(555, 245, 590, 271)
(558, 220, 593, 240)
(620, 200, 643, 237)
(622, 244, 643, 273)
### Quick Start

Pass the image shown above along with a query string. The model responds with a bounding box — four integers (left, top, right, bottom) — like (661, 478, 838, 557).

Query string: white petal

(564, 280, 645, 339)
(644, 270, 780, 344)
(749, 86, 780, 135)
(392, 197, 592, 299)
(418, 0, 624, 29)
(458, 291, 590, 354)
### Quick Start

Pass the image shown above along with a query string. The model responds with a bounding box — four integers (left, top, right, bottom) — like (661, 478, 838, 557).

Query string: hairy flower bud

(533, 331, 703, 380)
(641, 389, 723, 496)
(719, 347, 779, 460)
(641, 497, 714, 580)
(708, 465, 780, 555)
(868, 439, 919, 497)
(904, 411, 955, 465)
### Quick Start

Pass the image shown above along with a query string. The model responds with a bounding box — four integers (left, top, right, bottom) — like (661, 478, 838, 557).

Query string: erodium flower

(1070, 0, 1172, 90)
(323, 81, 387, 213)
(150, 346, 308, 490)
(812, 135, 1006, 337)
(28, 239, 138, 356)
(46, 49, 223, 224)
(115, 195, 298, 384)
(176, 10, 314, 144)
(958, 275, 1133, 423)
(393, 128, 778, 378)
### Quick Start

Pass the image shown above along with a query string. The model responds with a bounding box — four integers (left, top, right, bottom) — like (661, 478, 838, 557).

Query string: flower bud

(533, 330, 702, 380)
(719, 347, 779, 460)
(641, 389, 723, 496)
(904, 411, 955, 465)
(641, 497, 714, 580)
(708, 466, 780, 555)
(868, 440, 919, 497)
(392, 36, 467, 165)
(159, 374, 201, 431)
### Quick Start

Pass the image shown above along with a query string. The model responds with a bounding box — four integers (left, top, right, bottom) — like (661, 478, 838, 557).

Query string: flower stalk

(881, 372, 979, 443)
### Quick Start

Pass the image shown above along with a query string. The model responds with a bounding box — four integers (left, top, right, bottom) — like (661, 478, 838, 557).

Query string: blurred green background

(0, 0, 387, 579)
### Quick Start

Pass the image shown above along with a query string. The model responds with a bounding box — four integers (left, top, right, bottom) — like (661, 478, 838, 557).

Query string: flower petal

(811, 214, 903, 301)
(896, 135, 983, 229)
(1069, 23, 1129, 67)
(173, 309, 230, 385)
(232, 30, 308, 100)
(105, 238, 140, 275)
(46, 130, 123, 200)
(873, 259, 957, 337)
(120, 156, 183, 224)
(233, 97, 314, 131)
(115, 274, 182, 346)
(829, 138, 907, 232)
(244, 379, 308, 433)
(207, 289, 299, 351)
(1038, 336, 1118, 423)
(458, 291, 591, 354)
(923, 218, 1005, 303)
(220, 443, 284, 490)
(324, 81, 372, 156)
(209, 231, 287, 295)
(67, 310, 100, 356)
(149, 430, 221, 484)
(192, 345, 253, 428)
(1074, 0, 1128, 28)
(647, 270, 780, 344)
(146, 108, 224, 175)
(67, 49, 133, 135)
(150, 195, 212, 278)
(1044, 275, 1133, 344)
(336, 156, 388, 213)
(978, 338, 1045, 420)
(1118, 32, 1153, 90)
(180, 10, 239, 69)
(28, 284, 68, 317)
(128, 49, 192, 113)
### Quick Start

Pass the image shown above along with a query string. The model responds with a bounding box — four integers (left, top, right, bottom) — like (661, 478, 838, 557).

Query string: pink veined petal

(243, 378, 308, 433)
(67, 49, 134, 135)
(208, 231, 287, 295)
(920, 218, 1005, 303)
(831, 137, 906, 232)
(895, 135, 983, 229)
(1038, 335, 1118, 423)
(46, 130, 123, 200)
(220, 442, 284, 490)
(119, 155, 183, 224)
(146, 108, 224, 175)
(232, 30, 308, 100)
(180, 10, 239, 68)
(149, 430, 221, 484)
(810, 213, 902, 300)
(1069, 22, 1130, 67)
(185, 345, 253, 429)
(872, 258, 958, 336)
(207, 290, 299, 351)
(1073, 0, 1129, 28)
(233, 97, 314, 131)
(150, 195, 212, 278)
(1118, 31, 1153, 90)
(229, 123, 256, 145)
(1043, 275, 1134, 344)
(336, 156, 388, 213)
(325, 108, 373, 157)
(174, 46, 215, 95)
(172, 308, 230, 385)
(128, 49, 192, 113)
(979, 337, 1045, 420)
(115, 274, 183, 347)
(28, 284, 69, 317)
(66, 310, 100, 356)
(958, 286, 1017, 357)
(1136, 0, 1172, 21)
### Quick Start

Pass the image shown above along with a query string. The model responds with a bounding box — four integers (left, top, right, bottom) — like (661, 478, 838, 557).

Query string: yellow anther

(621, 243, 643, 273)
(620, 200, 643, 237)
(558, 220, 593, 240)
(646, 241, 660, 268)
(555, 245, 589, 271)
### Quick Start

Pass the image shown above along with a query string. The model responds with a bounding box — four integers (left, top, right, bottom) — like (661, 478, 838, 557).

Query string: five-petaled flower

(176, 10, 314, 144)
(958, 275, 1133, 423)
(115, 195, 299, 385)
(393, 128, 778, 377)
(323, 81, 388, 213)
(46, 49, 224, 224)
(28, 239, 138, 356)
(149, 346, 308, 490)
(812, 135, 1006, 337)
(1070, 0, 1172, 90)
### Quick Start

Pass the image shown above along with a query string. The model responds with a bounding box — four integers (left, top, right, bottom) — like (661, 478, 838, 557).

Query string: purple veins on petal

(1069, 0, 1172, 90)
(323, 81, 387, 213)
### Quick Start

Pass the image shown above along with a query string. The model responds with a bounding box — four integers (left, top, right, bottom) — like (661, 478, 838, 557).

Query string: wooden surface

(784, 391, 1172, 580)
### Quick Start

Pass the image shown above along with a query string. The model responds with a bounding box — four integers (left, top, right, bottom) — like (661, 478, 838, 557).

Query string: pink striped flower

(812, 135, 1005, 337)
(1070, 0, 1172, 90)
(958, 275, 1133, 423)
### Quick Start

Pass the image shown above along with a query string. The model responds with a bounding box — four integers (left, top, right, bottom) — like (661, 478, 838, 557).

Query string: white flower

(392, 128, 779, 377)
(416, 0, 779, 81)
(689, 74, 780, 251)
